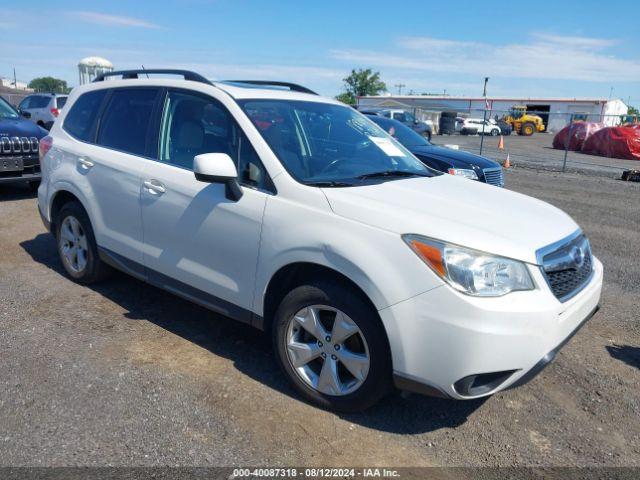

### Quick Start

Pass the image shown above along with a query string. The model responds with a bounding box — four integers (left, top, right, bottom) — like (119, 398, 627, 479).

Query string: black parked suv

(367, 115, 504, 187)
(0, 96, 47, 189)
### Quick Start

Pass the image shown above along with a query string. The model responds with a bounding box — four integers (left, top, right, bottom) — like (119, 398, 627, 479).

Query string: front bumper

(0, 172, 41, 184)
(380, 256, 603, 400)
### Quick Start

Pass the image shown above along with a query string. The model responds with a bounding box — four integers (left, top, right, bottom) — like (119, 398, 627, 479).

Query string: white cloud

(531, 33, 618, 50)
(69, 11, 162, 29)
(331, 33, 640, 83)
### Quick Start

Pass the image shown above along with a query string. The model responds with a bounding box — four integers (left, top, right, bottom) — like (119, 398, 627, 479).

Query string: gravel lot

(0, 168, 638, 468)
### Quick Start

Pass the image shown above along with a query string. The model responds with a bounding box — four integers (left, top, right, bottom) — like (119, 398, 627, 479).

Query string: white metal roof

(359, 95, 617, 104)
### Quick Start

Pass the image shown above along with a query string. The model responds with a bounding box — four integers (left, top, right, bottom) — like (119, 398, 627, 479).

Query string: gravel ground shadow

(21, 232, 485, 434)
(606, 345, 640, 370)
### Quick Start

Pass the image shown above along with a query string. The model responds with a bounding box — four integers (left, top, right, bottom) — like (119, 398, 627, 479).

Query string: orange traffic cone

(504, 153, 511, 169)
(498, 135, 504, 150)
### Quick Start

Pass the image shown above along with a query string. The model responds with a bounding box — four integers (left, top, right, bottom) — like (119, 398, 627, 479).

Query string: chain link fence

(406, 107, 639, 176)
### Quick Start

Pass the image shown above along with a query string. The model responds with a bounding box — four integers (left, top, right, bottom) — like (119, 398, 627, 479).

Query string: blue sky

(2, 0, 640, 104)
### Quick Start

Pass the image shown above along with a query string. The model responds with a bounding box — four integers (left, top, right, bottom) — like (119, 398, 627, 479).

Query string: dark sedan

(366, 115, 504, 187)
(1, 96, 48, 189)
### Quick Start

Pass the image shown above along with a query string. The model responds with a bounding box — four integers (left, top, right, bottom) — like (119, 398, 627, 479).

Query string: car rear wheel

(273, 279, 391, 412)
(55, 202, 111, 284)
(491, 129, 499, 136)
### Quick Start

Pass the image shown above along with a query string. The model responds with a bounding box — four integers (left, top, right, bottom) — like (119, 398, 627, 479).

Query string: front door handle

(143, 179, 166, 195)
(77, 157, 94, 170)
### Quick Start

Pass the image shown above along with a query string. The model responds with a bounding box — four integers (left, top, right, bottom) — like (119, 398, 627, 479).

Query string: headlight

(403, 234, 534, 297)
(447, 168, 478, 180)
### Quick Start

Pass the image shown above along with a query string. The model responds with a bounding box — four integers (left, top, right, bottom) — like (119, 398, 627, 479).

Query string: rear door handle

(77, 157, 94, 170)
(143, 179, 166, 195)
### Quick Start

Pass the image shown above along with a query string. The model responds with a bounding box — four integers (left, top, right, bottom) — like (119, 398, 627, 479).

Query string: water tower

(78, 57, 114, 85)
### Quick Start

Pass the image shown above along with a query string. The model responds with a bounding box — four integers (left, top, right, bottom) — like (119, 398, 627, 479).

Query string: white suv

(18, 93, 68, 130)
(37, 70, 602, 411)
(461, 118, 501, 136)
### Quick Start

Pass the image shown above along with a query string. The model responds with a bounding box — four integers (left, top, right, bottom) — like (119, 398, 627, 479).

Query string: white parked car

(37, 70, 602, 412)
(461, 118, 501, 136)
(18, 93, 68, 130)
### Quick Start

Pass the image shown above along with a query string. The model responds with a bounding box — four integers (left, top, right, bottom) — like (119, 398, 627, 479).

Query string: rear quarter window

(63, 90, 108, 142)
(56, 97, 68, 109)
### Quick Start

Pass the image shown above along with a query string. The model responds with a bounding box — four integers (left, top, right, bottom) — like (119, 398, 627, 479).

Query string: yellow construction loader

(502, 106, 545, 136)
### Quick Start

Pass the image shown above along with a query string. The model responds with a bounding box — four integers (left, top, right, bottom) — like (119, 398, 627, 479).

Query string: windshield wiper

(357, 170, 428, 180)
(305, 180, 355, 187)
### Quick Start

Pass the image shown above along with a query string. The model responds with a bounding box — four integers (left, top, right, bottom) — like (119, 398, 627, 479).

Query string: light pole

(479, 77, 489, 155)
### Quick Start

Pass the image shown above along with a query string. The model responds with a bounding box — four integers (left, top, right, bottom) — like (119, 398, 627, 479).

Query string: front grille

(540, 233, 594, 302)
(0, 136, 40, 155)
(483, 167, 504, 187)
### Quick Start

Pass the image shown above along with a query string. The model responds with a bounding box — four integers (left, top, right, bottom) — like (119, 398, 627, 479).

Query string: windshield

(368, 116, 430, 148)
(0, 97, 19, 119)
(239, 100, 431, 185)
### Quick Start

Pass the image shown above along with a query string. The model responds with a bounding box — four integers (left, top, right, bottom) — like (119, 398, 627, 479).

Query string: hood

(0, 118, 48, 139)
(322, 175, 578, 264)
(410, 144, 500, 169)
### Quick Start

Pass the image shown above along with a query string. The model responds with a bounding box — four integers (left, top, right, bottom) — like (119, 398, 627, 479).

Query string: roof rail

(223, 80, 317, 95)
(93, 69, 212, 85)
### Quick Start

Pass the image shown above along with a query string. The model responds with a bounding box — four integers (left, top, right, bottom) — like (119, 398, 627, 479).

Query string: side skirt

(98, 247, 264, 329)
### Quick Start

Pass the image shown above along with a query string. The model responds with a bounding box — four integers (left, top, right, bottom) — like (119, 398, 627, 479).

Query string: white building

(78, 57, 114, 85)
(0, 78, 32, 91)
(357, 95, 628, 132)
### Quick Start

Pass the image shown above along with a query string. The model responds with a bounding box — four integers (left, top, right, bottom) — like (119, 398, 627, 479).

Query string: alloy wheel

(285, 305, 370, 396)
(59, 215, 89, 273)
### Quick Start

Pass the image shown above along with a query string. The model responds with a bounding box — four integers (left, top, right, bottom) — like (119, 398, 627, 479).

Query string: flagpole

(479, 77, 489, 156)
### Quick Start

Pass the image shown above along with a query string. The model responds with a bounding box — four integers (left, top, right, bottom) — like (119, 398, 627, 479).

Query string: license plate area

(1, 157, 23, 172)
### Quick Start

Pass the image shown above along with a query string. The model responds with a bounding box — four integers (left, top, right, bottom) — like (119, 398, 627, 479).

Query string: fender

(48, 180, 96, 231)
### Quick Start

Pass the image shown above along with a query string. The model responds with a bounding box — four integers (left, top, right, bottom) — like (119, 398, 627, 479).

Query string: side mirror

(193, 153, 243, 201)
(20, 109, 31, 119)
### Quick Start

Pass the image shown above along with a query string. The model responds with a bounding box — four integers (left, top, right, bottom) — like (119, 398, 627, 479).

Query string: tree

(628, 106, 639, 116)
(335, 92, 356, 105)
(28, 77, 71, 94)
(335, 69, 386, 104)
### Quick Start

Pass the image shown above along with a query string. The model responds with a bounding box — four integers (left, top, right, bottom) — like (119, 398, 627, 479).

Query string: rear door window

(19, 97, 31, 109)
(63, 89, 108, 142)
(30, 96, 51, 108)
(97, 88, 159, 156)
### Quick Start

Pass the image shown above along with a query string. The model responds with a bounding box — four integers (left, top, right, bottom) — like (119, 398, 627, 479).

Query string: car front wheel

(273, 279, 392, 412)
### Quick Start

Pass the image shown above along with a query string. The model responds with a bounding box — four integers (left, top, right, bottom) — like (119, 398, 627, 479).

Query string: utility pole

(479, 77, 489, 155)
(394, 83, 406, 95)
(608, 86, 614, 101)
(13, 67, 17, 89)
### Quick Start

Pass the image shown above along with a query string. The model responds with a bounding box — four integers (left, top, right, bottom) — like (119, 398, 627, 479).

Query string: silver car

(18, 93, 68, 130)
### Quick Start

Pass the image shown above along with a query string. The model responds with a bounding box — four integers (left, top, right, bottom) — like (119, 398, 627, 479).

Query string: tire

(521, 122, 535, 136)
(491, 129, 499, 136)
(55, 201, 111, 284)
(425, 130, 432, 141)
(273, 279, 392, 412)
